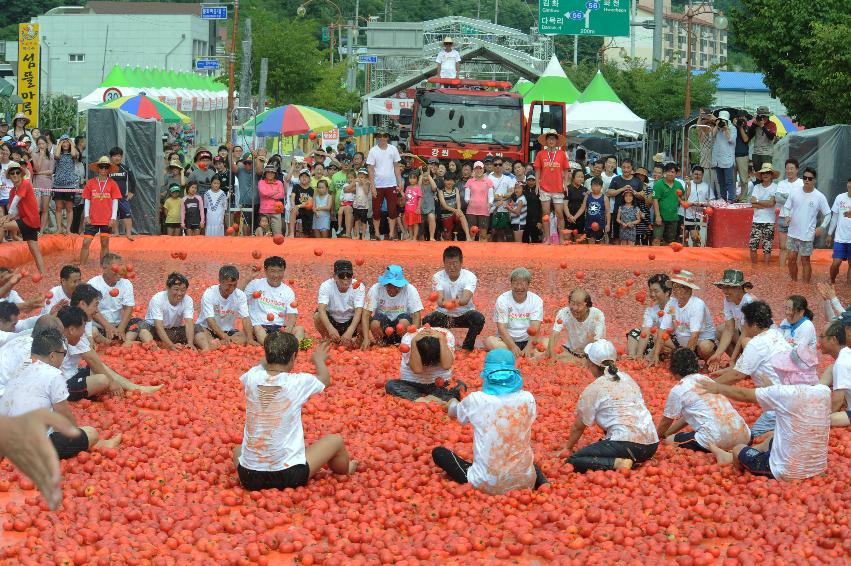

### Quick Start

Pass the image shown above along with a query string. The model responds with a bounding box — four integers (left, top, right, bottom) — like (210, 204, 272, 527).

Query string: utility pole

(239, 17, 252, 125)
(257, 58, 268, 115)
(573, 35, 578, 66)
(226, 0, 240, 143)
(494, 0, 499, 24)
(347, 19, 355, 93)
(652, 0, 662, 69)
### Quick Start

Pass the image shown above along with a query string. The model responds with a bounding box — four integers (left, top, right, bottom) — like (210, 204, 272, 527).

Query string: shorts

(165, 222, 181, 230)
(585, 227, 605, 242)
(96, 317, 147, 337)
(562, 346, 588, 358)
(185, 223, 201, 231)
(261, 324, 283, 334)
(539, 191, 564, 204)
(83, 224, 111, 237)
(0, 199, 7, 208)
(353, 208, 369, 223)
(626, 328, 655, 354)
(491, 211, 510, 230)
(371, 312, 412, 345)
(511, 223, 523, 232)
(787, 237, 814, 257)
(683, 221, 700, 231)
(237, 463, 310, 491)
(15, 219, 39, 242)
(316, 311, 353, 336)
(297, 209, 314, 232)
(340, 199, 354, 208)
(466, 214, 489, 231)
(671, 334, 718, 352)
(833, 242, 851, 260)
(67, 367, 91, 402)
(513, 339, 528, 351)
(441, 215, 457, 231)
(53, 192, 75, 202)
(736, 441, 774, 478)
(385, 379, 461, 403)
(117, 198, 132, 220)
(162, 324, 206, 345)
(403, 211, 422, 225)
(653, 220, 679, 243)
(749, 222, 775, 254)
(50, 429, 90, 460)
(672, 431, 710, 452)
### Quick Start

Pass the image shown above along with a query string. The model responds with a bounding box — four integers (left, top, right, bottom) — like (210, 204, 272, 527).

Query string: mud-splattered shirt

(576, 372, 659, 445)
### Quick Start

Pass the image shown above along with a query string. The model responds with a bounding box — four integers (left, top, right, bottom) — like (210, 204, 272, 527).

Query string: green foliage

(39, 94, 82, 136)
(734, 0, 850, 126)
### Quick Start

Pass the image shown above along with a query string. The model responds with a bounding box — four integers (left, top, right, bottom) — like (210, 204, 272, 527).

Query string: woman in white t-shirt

(234, 336, 357, 491)
(433, 349, 547, 494)
(561, 340, 659, 472)
(657, 348, 750, 461)
(779, 295, 817, 350)
(627, 273, 676, 359)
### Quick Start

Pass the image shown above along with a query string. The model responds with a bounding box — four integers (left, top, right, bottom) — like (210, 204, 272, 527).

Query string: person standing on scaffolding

(435, 37, 461, 80)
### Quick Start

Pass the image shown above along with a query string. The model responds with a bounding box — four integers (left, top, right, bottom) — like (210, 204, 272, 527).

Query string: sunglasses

(803, 176, 815, 181)
(98, 164, 110, 169)
(336, 273, 353, 279)
(52, 349, 67, 356)
(7, 170, 22, 176)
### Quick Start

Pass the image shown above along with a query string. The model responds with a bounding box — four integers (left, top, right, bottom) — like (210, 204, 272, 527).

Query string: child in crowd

(352, 168, 370, 240)
(490, 176, 513, 243)
(163, 184, 182, 236)
(234, 336, 357, 491)
(181, 181, 204, 236)
(432, 350, 547, 494)
(616, 189, 642, 245)
(436, 175, 471, 242)
(204, 177, 227, 236)
(289, 170, 314, 238)
(337, 171, 356, 238)
(254, 215, 271, 237)
(312, 180, 332, 238)
(403, 170, 423, 241)
(578, 176, 610, 244)
(508, 181, 527, 243)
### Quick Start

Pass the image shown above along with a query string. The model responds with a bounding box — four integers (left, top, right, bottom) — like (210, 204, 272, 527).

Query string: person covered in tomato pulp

(234, 334, 357, 491)
(432, 349, 547, 494)
(385, 326, 465, 404)
(80, 156, 122, 265)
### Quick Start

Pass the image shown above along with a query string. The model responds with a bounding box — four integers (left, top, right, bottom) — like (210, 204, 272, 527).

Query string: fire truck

(398, 77, 567, 164)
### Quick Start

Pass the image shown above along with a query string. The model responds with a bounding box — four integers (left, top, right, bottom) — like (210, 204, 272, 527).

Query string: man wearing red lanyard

(80, 157, 122, 265)
(0, 161, 47, 274)
(533, 130, 570, 245)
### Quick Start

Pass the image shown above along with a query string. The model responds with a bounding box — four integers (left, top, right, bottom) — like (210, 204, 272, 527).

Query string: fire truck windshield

(415, 102, 522, 147)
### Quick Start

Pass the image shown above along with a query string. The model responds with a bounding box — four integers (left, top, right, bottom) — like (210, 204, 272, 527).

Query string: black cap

(484, 155, 494, 162)
(334, 259, 353, 275)
(428, 157, 440, 164)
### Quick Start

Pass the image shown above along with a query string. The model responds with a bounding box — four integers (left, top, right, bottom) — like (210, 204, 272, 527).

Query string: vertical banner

(17, 23, 40, 127)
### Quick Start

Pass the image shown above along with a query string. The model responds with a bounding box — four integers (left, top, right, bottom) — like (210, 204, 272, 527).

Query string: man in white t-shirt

(145, 272, 212, 351)
(434, 37, 461, 79)
(826, 178, 851, 284)
(748, 163, 778, 263)
(827, 313, 851, 428)
(422, 246, 485, 351)
(707, 269, 755, 371)
(243, 256, 305, 344)
(682, 166, 710, 246)
(782, 167, 831, 283)
(313, 260, 365, 348)
(774, 158, 803, 268)
(484, 267, 545, 358)
(363, 265, 423, 348)
(41, 265, 81, 316)
(366, 130, 403, 240)
(198, 265, 256, 346)
(0, 267, 41, 313)
(386, 327, 463, 404)
(0, 315, 64, 398)
(547, 288, 605, 363)
(88, 253, 152, 347)
(654, 271, 717, 362)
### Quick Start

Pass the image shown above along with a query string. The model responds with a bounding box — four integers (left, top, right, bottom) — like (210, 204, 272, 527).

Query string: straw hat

(537, 129, 566, 148)
(757, 163, 780, 179)
(670, 270, 700, 290)
(89, 156, 118, 174)
(12, 112, 30, 126)
(167, 158, 183, 170)
(443, 37, 454, 44)
(652, 152, 666, 163)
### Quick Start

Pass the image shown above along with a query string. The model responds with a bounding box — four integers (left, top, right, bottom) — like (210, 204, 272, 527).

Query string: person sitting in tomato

(362, 265, 423, 348)
(385, 326, 464, 404)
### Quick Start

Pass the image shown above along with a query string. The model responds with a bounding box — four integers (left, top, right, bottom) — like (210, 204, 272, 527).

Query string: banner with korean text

(17, 24, 40, 126)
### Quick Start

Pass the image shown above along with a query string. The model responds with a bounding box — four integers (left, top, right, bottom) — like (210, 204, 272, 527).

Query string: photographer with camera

(734, 113, 752, 201)
(743, 106, 777, 173)
(711, 111, 738, 203)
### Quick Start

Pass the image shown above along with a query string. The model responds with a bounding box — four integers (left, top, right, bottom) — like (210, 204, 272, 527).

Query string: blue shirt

(711, 127, 737, 169)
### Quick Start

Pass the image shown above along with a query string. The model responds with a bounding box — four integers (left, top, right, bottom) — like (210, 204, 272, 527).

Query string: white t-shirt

(0, 290, 23, 304)
(722, 292, 754, 331)
(488, 174, 514, 213)
(493, 291, 544, 342)
(366, 144, 401, 189)
(685, 181, 710, 221)
(641, 298, 676, 329)
(41, 285, 69, 316)
(831, 347, 851, 409)
(88, 275, 135, 326)
(238, 365, 325, 472)
(60, 333, 91, 380)
(775, 178, 802, 218)
(435, 49, 462, 78)
(399, 327, 455, 384)
(830, 193, 851, 244)
(0, 334, 32, 397)
(755, 384, 831, 481)
(366, 283, 423, 319)
(661, 295, 716, 344)
(0, 361, 69, 433)
(455, 390, 537, 495)
(552, 306, 605, 352)
(663, 374, 751, 450)
(317, 278, 365, 324)
(145, 291, 194, 329)
(197, 285, 249, 332)
(576, 372, 659, 444)
(245, 279, 298, 327)
(782, 187, 830, 242)
(734, 327, 791, 387)
(779, 317, 817, 350)
(432, 269, 477, 316)
(751, 183, 777, 224)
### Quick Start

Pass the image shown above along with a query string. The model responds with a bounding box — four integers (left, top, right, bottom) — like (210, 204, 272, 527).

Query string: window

(69, 54, 85, 63)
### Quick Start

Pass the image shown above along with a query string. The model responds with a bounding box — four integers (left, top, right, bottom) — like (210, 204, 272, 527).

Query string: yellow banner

(17, 23, 40, 128)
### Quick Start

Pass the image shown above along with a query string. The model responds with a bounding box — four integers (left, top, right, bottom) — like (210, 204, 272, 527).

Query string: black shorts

(319, 313, 353, 336)
(84, 224, 111, 237)
(53, 192, 75, 202)
(261, 324, 283, 334)
(370, 312, 412, 345)
(185, 223, 201, 231)
(672, 431, 710, 452)
(353, 208, 369, 223)
(50, 429, 90, 459)
(15, 219, 39, 242)
(96, 317, 147, 337)
(737, 441, 774, 478)
(514, 339, 528, 351)
(165, 222, 181, 230)
(117, 198, 132, 220)
(162, 324, 205, 344)
(67, 367, 91, 402)
(237, 463, 310, 491)
(626, 328, 655, 354)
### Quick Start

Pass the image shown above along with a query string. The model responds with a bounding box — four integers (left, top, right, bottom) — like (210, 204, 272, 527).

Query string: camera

(717, 120, 727, 128)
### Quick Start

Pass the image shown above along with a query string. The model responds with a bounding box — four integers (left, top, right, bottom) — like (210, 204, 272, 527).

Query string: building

(706, 71, 788, 115)
(15, 1, 218, 99)
(608, 0, 727, 70)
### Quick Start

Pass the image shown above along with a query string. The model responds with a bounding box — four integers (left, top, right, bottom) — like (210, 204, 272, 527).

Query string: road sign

(538, 0, 630, 37)
(321, 26, 330, 42)
(201, 6, 228, 20)
(195, 59, 220, 70)
(102, 87, 123, 103)
(357, 55, 378, 64)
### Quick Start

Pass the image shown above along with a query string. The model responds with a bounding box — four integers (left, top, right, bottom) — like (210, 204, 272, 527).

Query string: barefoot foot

(348, 460, 359, 475)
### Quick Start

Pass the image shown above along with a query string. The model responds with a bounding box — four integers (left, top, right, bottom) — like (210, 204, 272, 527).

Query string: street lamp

(683, 3, 727, 118)
(297, 0, 344, 64)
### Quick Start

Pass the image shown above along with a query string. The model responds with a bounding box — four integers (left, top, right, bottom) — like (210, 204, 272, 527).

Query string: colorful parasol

(99, 92, 191, 124)
(253, 104, 348, 137)
(769, 115, 803, 138)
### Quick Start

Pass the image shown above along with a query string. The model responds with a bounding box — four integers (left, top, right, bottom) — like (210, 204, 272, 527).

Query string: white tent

(564, 101, 646, 137)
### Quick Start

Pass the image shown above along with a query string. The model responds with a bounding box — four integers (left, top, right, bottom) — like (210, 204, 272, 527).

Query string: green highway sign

(538, 0, 630, 37)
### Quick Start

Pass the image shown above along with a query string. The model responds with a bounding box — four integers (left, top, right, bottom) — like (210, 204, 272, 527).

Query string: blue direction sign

(357, 55, 378, 64)
(201, 6, 228, 20)
(195, 59, 220, 70)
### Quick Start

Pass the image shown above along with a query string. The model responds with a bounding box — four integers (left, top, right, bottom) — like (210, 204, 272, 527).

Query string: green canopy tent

(522, 55, 580, 106)
(576, 70, 622, 103)
(565, 70, 646, 137)
(512, 78, 534, 96)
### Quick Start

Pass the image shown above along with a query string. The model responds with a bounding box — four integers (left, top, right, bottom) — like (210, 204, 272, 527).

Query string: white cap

(473, 161, 484, 169)
(584, 340, 617, 366)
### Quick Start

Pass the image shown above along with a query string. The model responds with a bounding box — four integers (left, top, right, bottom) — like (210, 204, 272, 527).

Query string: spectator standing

(782, 167, 831, 283)
(650, 163, 682, 245)
(775, 159, 802, 268)
(683, 166, 710, 247)
(533, 131, 570, 245)
(734, 113, 752, 201)
(108, 147, 136, 241)
(51, 135, 78, 234)
(31, 136, 54, 232)
(435, 37, 461, 79)
(367, 130, 403, 240)
(464, 161, 494, 241)
(827, 178, 851, 284)
(607, 158, 642, 240)
(710, 111, 737, 202)
(745, 107, 777, 172)
(749, 164, 778, 263)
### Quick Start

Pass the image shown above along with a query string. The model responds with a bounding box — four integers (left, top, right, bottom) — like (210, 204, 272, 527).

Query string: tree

(734, 0, 850, 126)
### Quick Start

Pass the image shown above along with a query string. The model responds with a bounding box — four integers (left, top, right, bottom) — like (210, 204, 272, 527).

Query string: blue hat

(378, 265, 408, 288)
(841, 307, 851, 327)
(480, 350, 523, 396)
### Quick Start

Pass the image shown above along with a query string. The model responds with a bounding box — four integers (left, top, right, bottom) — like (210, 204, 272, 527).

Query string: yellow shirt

(163, 196, 182, 224)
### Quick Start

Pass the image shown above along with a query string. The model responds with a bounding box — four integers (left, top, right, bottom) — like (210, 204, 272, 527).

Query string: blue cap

(480, 350, 523, 396)
(378, 265, 408, 288)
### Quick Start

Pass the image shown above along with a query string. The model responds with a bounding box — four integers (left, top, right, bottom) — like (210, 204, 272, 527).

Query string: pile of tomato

(0, 243, 849, 565)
